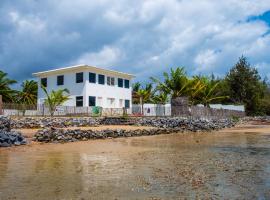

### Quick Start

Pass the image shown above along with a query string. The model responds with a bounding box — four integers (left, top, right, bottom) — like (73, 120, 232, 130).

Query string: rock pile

(100, 117, 137, 125)
(136, 117, 235, 131)
(0, 116, 10, 131)
(34, 127, 181, 143)
(34, 118, 236, 143)
(10, 116, 236, 130)
(0, 116, 27, 147)
(11, 117, 100, 129)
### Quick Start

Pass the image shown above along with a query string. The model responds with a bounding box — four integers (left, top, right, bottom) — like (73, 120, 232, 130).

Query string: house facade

(33, 65, 135, 108)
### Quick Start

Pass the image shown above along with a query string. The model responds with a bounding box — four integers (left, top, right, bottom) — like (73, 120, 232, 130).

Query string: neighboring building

(33, 64, 135, 108)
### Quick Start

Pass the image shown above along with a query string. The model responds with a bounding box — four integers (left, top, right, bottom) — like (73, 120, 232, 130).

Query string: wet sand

(1, 124, 270, 199)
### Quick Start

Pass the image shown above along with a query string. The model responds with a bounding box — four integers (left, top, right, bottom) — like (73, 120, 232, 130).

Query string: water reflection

(0, 128, 270, 199)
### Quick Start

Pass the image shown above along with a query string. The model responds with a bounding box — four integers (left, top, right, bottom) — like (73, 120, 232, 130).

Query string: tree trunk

(140, 97, 144, 115)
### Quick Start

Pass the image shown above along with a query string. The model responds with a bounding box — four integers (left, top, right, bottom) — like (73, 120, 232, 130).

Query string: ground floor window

(125, 99, 130, 108)
(89, 96, 96, 106)
(76, 96, 83, 107)
(107, 98, 115, 107)
(119, 99, 124, 108)
(97, 97, 103, 107)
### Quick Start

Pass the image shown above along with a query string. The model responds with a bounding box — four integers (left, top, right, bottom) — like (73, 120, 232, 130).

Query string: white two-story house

(33, 64, 135, 108)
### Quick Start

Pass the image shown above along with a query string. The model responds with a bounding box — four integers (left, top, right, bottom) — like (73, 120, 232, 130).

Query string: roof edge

(32, 64, 136, 78)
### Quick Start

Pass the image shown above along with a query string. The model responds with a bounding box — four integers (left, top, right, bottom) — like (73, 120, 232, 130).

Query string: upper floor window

(57, 75, 64, 86)
(41, 78, 47, 87)
(76, 96, 83, 107)
(118, 78, 123, 87)
(89, 72, 96, 83)
(124, 79, 130, 88)
(98, 74, 105, 85)
(107, 76, 115, 86)
(76, 72, 83, 83)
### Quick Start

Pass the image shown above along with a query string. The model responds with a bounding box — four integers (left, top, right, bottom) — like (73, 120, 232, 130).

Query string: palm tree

(132, 82, 141, 104)
(16, 80, 38, 105)
(152, 92, 168, 105)
(0, 70, 17, 102)
(133, 83, 153, 115)
(191, 76, 228, 107)
(41, 85, 70, 116)
(151, 67, 190, 98)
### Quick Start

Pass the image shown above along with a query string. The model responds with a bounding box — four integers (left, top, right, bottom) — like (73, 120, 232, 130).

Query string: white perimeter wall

(37, 70, 132, 108)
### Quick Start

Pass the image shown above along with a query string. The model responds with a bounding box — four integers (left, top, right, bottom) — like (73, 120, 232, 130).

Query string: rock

(0, 142, 11, 147)
(10, 117, 100, 129)
(0, 116, 27, 147)
(0, 116, 11, 131)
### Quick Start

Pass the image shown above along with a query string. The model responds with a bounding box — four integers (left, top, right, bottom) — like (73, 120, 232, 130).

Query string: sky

(0, 0, 270, 85)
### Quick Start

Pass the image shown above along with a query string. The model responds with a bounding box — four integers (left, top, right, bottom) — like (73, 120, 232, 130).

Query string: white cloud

(75, 46, 123, 67)
(0, 0, 270, 82)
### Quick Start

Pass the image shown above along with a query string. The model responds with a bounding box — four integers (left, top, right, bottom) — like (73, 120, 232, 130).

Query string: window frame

(76, 72, 84, 83)
(98, 74, 105, 85)
(107, 76, 115, 86)
(124, 79, 130, 89)
(41, 78, 47, 87)
(89, 96, 96, 107)
(89, 72, 96, 83)
(76, 96, 83, 107)
(125, 99, 130, 108)
(118, 78, 123, 87)
(57, 75, 64, 86)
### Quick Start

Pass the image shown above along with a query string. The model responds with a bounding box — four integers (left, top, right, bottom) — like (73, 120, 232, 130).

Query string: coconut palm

(152, 92, 168, 105)
(191, 76, 228, 107)
(151, 67, 190, 98)
(41, 85, 70, 116)
(132, 82, 141, 104)
(16, 80, 38, 105)
(0, 70, 17, 102)
(133, 83, 153, 115)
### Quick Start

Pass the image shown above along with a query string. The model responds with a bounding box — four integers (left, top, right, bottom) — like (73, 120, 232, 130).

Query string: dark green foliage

(0, 70, 17, 102)
(225, 56, 265, 115)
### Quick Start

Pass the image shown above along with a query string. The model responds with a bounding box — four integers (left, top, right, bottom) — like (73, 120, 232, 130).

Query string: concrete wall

(37, 69, 132, 108)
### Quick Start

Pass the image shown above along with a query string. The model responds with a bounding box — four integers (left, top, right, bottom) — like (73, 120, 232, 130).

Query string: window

(97, 97, 103, 107)
(124, 79, 130, 88)
(119, 99, 124, 108)
(57, 75, 64, 85)
(89, 96, 96, 106)
(76, 72, 83, 83)
(125, 99, 130, 108)
(41, 78, 47, 87)
(76, 96, 83, 107)
(98, 74, 105, 84)
(118, 78, 123, 87)
(107, 98, 115, 107)
(89, 72, 96, 83)
(107, 76, 115, 86)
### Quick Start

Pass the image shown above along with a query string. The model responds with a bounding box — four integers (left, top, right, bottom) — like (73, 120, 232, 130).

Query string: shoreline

(2, 121, 269, 150)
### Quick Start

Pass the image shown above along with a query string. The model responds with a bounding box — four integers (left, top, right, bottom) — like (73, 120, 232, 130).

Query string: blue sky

(0, 0, 270, 85)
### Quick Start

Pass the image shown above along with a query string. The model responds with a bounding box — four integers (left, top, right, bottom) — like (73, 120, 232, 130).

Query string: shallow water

(1, 126, 270, 200)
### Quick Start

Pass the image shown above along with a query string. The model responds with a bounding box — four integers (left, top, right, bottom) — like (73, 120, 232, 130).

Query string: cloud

(0, 0, 270, 84)
(75, 46, 123, 67)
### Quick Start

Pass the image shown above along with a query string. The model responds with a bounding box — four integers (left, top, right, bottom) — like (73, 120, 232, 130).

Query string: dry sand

(14, 125, 155, 138)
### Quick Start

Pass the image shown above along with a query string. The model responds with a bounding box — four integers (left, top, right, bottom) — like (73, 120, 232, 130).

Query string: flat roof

(32, 64, 135, 79)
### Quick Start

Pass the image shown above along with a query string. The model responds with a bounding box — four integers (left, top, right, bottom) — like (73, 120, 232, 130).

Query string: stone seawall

(10, 117, 236, 129)
(33, 117, 237, 143)
(34, 127, 181, 143)
(11, 117, 99, 129)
